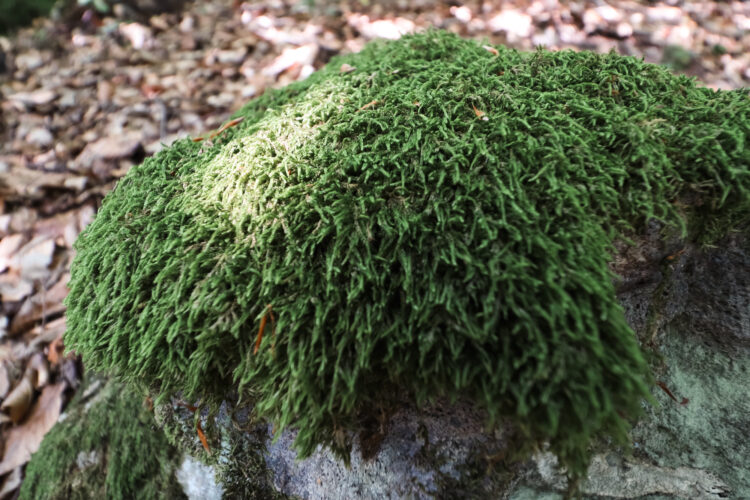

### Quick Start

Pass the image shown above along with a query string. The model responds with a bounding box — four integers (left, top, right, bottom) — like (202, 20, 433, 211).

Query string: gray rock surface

(158, 232, 750, 499)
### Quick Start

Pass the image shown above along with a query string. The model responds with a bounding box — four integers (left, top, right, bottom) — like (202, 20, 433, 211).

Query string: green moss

(153, 399, 288, 499)
(63, 31, 750, 483)
(20, 376, 185, 500)
(0, 0, 55, 33)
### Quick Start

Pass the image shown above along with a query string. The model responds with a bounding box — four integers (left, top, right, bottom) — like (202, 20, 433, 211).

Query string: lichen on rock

(63, 30, 750, 485)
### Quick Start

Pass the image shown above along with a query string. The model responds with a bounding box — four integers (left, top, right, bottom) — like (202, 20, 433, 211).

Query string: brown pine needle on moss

(196, 418, 211, 455)
(254, 304, 274, 355)
(358, 99, 378, 111)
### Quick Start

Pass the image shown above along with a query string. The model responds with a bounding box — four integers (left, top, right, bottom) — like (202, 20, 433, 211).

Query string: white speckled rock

(177, 455, 224, 500)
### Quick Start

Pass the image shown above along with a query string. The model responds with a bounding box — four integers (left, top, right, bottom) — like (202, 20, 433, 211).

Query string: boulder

(62, 31, 749, 497)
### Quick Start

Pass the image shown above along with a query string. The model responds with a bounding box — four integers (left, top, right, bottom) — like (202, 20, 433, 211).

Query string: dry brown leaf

(47, 335, 64, 365)
(0, 234, 25, 273)
(9, 273, 69, 336)
(346, 14, 415, 40)
(16, 237, 55, 280)
(0, 167, 70, 203)
(0, 275, 33, 303)
(73, 132, 144, 174)
(0, 382, 65, 475)
(0, 372, 34, 424)
(7, 89, 57, 107)
(18, 317, 66, 361)
(262, 44, 319, 78)
(0, 362, 10, 399)
(28, 353, 49, 390)
(33, 210, 81, 249)
(0, 466, 22, 499)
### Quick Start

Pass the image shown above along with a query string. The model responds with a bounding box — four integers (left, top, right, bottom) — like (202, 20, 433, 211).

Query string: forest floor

(0, 0, 748, 496)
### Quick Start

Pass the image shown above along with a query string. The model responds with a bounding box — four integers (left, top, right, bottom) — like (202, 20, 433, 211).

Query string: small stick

(656, 381, 688, 405)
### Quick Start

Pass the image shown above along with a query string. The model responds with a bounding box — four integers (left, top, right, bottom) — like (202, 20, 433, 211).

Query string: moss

(64, 31, 750, 484)
(0, 0, 55, 33)
(20, 375, 185, 500)
(153, 399, 290, 499)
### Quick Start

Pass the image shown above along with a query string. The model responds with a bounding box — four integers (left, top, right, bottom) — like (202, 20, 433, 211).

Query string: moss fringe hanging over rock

(64, 31, 750, 480)
(21, 376, 185, 500)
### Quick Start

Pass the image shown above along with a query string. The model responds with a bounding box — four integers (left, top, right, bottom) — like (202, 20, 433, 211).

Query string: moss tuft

(64, 31, 750, 481)
(21, 376, 185, 500)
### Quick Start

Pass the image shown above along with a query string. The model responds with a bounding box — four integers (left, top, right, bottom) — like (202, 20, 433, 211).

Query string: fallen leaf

(73, 132, 144, 174)
(16, 237, 55, 280)
(7, 89, 57, 107)
(119, 23, 153, 50)
(0, 234, 25, 273)
(33, 210, 80, 249)
(346, 14, 415, 40)
(0, 362, 9, 399)
(9, 274, 69, 336)
(25, 317, 66, 358)
(340, 63, 356, 73)
(0, 276, 33, 303)
(0, 382, 65, 475)
(28, 353, 49, 390)
(1, 372, 34, 424)
(262, 44, 319, 78)
(47, 335, 64, 365)
(0, 166, 71, 203)
(140, 83, 165, 99)
(0, 466, 22, 499)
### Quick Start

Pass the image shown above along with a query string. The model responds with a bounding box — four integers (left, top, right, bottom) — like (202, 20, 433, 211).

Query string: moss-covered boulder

(63, 30, 750, 485)
(21, 375, 185, 500)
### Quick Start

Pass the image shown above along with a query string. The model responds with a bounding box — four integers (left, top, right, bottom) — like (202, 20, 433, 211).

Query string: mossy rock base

(22, 375, 186, 500)
(158, 233, 748, 499)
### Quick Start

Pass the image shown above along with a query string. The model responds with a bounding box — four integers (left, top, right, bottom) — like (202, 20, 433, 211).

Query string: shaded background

(0, 0, 748, 497)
